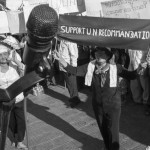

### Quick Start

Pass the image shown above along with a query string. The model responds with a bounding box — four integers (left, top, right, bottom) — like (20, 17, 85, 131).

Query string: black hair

(95, 47, 113, 61)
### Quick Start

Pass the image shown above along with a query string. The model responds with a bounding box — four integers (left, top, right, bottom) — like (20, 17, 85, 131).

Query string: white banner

(7, 11, 26, 34)
(84, 0, 101, 17)
(6, 0, 22, 10)
(0, 11, 9, 34)
(28, 0, 49, 5)
(23, 0, 85, 23)
(23, 0, 49, 23)
(48, 0, 85, 14)
(85, 0, 112, 17)
(23, 5, 36, 23)
(101, 0, 150, 19)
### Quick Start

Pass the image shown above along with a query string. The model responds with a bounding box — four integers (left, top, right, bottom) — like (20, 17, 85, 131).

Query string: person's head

(0, 35, 22, 64)
(3, 35, 22, 50)
(94, 47, 112, 66)
(0, 42, 12, 64)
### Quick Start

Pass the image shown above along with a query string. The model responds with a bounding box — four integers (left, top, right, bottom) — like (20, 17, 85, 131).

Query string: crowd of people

(55, 39, 150, 115)
(53, 42, 149, 150)
(0, 32, 150, 150)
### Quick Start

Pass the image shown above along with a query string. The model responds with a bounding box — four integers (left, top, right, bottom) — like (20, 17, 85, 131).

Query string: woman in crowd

(0, 41, 27, 150)
(53, 47, 146, 150)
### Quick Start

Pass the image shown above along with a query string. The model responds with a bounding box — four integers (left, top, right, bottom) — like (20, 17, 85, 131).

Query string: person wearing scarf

(53, 47, 146, 150)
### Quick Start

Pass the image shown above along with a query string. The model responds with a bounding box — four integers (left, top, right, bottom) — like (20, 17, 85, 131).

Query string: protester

(0, 40, 27, 149)
(59, 40, 81, 108)
(128, 49, 150, 115)
(47, 38, 58, 86)
(3, 35, 23, 60)
(111, 48, 130, 105)
(77, 45, 91, 90)
(53, 47, 146, 150)
(16, 34, 28, 59)
(47, 50, 57, 86)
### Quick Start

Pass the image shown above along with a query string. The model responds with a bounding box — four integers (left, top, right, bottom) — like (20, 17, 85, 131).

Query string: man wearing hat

(53, 47, 145, 150)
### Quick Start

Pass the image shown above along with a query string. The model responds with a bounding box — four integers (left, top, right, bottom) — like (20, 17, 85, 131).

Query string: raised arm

(117, 62, 147, 80)
(53, 50, 88, 76)
(65, 63, 88, 76)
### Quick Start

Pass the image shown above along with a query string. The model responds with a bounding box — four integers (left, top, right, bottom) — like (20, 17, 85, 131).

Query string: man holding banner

(53, 46, 146, 150)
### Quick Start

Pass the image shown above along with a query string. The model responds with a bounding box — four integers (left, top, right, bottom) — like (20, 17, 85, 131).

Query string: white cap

(3, 36, 21, 50)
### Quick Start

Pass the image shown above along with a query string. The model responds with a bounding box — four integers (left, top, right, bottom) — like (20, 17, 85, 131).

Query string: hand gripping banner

(58, 15, 150, 51)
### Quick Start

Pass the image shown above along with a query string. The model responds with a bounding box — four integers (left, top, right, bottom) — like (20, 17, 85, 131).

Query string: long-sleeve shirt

(59, 40, 78, 72)
(65, 63, 137, 80)
(128, 49, 148, 71)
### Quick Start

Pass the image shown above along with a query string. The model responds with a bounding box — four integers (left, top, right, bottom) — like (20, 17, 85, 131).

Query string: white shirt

(59, 40, 78, 68)
(128, 49, 148, 71)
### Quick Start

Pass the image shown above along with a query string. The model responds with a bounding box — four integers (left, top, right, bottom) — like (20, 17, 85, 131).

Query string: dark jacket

(64, 63, 137, 111)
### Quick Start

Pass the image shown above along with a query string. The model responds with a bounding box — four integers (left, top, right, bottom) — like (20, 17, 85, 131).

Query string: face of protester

(95, 53, 107, 67)
(0, 45, 10, 64)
